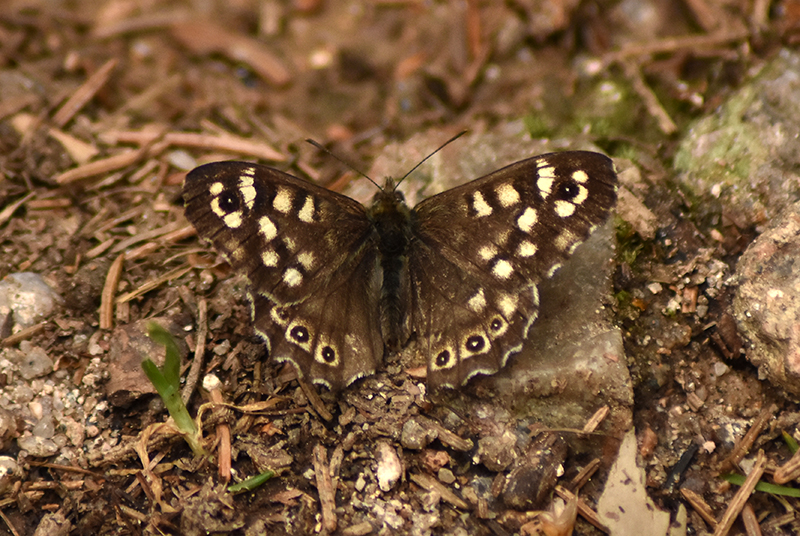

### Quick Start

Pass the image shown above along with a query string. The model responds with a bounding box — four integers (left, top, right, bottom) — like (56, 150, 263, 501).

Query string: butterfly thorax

(367, 184, 413, 351)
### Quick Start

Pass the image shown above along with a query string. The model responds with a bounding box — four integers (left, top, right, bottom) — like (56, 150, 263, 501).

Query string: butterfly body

(183, 150, 618, 392)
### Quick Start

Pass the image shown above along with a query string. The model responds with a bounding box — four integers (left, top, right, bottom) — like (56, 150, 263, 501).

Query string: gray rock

(375, 441, 402, 492)
(18, 434, 59, 457)
(0, 456, 20, 494)
(674, 48, 800, 230)
(0, 272, 61, 333)
(17, 341, 54, 380)
(733, 200, 800, 395)
(400, 416, 438, 450)
(475, 430, 518, 472)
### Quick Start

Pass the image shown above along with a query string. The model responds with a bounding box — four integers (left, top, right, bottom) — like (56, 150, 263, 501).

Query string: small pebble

(376, 442, 402, 492)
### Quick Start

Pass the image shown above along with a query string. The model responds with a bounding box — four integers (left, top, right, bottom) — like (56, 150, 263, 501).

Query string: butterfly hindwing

(248, 248, 383, 391)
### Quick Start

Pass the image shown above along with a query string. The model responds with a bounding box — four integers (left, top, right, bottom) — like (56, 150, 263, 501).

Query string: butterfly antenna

(305, 139, 383, 191)
(393, 130, 467, 191)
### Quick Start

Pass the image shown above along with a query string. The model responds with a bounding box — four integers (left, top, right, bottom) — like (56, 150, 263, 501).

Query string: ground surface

(1, 1, 800, 535)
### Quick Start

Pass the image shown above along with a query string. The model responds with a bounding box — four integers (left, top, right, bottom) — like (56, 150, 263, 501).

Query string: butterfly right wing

(408, 152, 618, 390)
(183, 161, 383, 389)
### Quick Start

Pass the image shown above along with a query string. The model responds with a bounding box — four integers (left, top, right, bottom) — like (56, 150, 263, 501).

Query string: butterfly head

(369, 179, 408, 217)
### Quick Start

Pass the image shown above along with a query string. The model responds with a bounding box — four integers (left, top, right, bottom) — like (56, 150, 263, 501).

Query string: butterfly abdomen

(369, 190, 414, 352)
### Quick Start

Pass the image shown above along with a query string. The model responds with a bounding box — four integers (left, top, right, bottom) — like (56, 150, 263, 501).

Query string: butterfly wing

(183, 162, 383, 389)
(409, 151, 618, 390)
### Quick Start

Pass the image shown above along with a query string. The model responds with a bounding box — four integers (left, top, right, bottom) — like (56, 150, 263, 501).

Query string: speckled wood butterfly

(183, 149, 617, 391)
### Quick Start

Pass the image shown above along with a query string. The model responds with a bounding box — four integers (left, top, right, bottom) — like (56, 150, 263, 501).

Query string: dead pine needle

(714, 450, 767, 536)
(99, 252, 125, 330)
(52, 58, 118, 127)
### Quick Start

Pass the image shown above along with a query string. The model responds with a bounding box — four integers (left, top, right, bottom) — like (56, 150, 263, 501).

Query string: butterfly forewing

(184, 162, 375, 305)
(409, 151, 617, 389)
(183, 149, 618, 392)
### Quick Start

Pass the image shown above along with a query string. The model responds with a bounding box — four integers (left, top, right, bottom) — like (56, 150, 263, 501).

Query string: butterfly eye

(466, 335, 485, 352)
(557, 182, 578, 200)
(435, 350, 452, 368)
(487, 316, 509, 339)
(290, 325, 309, 343)
(219, 191, 240, 212)
(321, 346, 336, 363)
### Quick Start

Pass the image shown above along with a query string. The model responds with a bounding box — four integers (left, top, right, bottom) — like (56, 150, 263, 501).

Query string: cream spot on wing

(517, 241, 537, 257)
(231, 247, 245, 261)
(497, 293, 518, 317)
(492, 259, 514, 279)
(495, 183, 520, 207)
(273, 187, 292, 213)
(573, 183, 588, 205)
(517, 207, 537, 233)
(532, 284, 539, 306)
(262, 250, 279, 267)
(468, 289, 486, 312)
(555, 200, 576, 218)
(537, 176, 554, 198)
(259, 215, 277, 240)
(471, 191, 493, 217)
(555, 229, 578, 251)
(572, 169, 589, 183)
(568, 239, 584, 255)
(210, 182, 224, 196)
(210, 197, 225, 217)
(223, 211, 242, 228)
(298, 195, 315, 223)
(478, 245, 498, 261)
(297, 251, 315, 270)
(283, 267, 303, 287)
(239, 176, 256, 210)
(283, 236, 296, 251)
(547, 263, 562, 278)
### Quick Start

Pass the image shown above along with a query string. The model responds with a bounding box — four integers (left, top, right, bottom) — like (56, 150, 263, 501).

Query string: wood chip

(182, 298, 207, 406)
(409, 472, 469, 510)
(622, 61, 676, 135)
(603, 29, 751, 65)
(297, 376, 334, 422)
(115, 265, 192, 304)
(170, 20, 291, 86)
(582, 406, 609, 433)
(312, 444, 337, 533)
(55, 149, 147, 185)
(773, 445, 800, 484)
(714, 450, 766, 536)
(48, 128, 100, 164)
(1, 322, 47, 347)
(741, 502, 763, 536)
(680, 487, 717, 528)
(0, 192, 35, 227)
(718, 404, 776, 474)
(554, 485, 608, 533)
(52, 58, 118, 127)
(102, 130, 286, 162)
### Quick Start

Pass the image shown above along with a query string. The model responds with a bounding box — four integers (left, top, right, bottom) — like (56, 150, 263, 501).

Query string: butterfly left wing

(409, 151, 618, 390)
(183, 161, 384, 390)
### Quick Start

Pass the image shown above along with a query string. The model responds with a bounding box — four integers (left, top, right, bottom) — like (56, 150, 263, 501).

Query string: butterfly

(182, 148, 617, 392)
